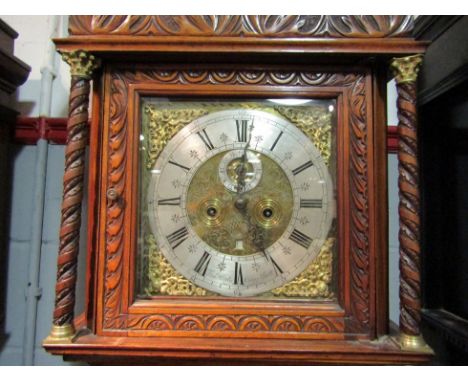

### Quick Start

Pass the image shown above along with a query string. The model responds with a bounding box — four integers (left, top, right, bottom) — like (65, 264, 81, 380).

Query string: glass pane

(136, 99, 337, 300)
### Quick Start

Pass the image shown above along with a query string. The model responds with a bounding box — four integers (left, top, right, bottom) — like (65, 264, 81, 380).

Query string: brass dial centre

(186, 150, 294, 256)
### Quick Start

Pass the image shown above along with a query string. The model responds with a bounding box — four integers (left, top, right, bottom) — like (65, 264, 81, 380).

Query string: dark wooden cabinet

(416, 16, 468, 365)
(43, 15, 433, 365)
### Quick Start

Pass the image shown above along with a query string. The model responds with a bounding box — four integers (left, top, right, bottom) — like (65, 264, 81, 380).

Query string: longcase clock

(43, 15, 433, 365)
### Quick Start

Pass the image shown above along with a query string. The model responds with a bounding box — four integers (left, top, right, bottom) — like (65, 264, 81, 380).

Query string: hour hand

(236, 118, 254, 193)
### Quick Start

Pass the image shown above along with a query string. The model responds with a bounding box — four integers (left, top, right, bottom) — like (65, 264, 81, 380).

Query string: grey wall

(1, 146, 35, 365)
(0, 15, 84, 365)
(0, 144, 87, 366)
(2, 146, 67, 365)
(388, 154, 400, 324)
(387, 81, 400, 325)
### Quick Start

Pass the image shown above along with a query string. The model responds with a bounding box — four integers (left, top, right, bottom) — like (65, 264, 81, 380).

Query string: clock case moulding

(43, 15, 433, 365)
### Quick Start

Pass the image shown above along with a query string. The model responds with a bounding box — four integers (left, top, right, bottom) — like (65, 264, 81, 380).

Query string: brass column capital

(390, 54, 424, 84)
(61, 50, 101, 78)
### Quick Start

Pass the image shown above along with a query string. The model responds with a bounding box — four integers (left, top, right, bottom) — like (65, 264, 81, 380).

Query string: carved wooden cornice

(54, 15, 426, 57)
(69, 15, 415, 38)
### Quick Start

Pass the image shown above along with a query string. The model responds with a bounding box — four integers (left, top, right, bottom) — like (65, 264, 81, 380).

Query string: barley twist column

(45, 50, 100, 343)
(390, 55, 431, 352)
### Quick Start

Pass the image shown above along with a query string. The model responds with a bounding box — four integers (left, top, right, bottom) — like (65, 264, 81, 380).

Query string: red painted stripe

(15, 117, 69, 145)
(387, 125, 398, 154)
(14, 117, 400, 152)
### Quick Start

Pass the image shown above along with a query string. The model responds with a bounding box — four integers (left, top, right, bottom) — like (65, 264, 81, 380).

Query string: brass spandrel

(144, 105, 208, 169)
(144, 234, 214, 296)
(271, 237, 335, 298)
(274, 105, 333, 166)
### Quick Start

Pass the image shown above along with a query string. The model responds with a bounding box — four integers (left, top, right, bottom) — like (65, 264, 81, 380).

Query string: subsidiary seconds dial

(147, 109, 335, 296)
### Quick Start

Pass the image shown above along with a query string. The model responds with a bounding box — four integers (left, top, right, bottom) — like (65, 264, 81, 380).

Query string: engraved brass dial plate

(186, 151, 293, 256)
(144, 107, 336, 297)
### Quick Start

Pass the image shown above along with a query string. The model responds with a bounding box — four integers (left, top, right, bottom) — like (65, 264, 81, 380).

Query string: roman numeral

(234, 262, 244, 285)
(289, 228, 313, 249)
(236, 119, 249, 142)
(269, 131, 283, 151)
(197, 129, 215, 150)
(166, 226, 189, 249)
(158, 196, 181, 206)
(263, 250, 283, 275)
(194, 251, 211, 276)
(292, 160, 314, 176)
(300, 198, 323, 208)
(168, 160, 191, 172)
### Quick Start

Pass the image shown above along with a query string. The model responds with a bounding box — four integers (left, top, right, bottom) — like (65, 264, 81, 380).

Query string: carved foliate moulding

(390, 54, 424, 84)
(68, 15, 415, 38)
(61, 50, 101, 78)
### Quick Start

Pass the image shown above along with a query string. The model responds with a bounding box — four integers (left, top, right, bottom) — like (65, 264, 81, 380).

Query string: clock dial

(146, 108, 335, 297)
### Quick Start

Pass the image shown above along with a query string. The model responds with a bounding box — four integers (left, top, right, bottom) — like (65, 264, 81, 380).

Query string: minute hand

(234, 118, 254, 208)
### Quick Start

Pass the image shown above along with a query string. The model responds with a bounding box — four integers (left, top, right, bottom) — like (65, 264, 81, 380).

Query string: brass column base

(399, 333, 433, 354)
(43, 324, 76, 344)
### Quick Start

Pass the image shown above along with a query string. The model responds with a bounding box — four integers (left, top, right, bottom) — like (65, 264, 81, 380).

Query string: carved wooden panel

(100, 66, 372, 337)
(70, 15, 414, 38)
(127, 313, 344, 335)
(347, 74, 371, 330)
